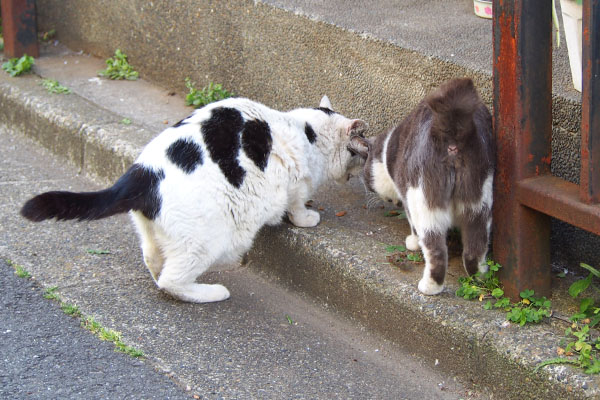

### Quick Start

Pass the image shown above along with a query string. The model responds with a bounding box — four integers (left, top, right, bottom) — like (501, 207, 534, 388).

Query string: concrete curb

(1, 64, 598, 399)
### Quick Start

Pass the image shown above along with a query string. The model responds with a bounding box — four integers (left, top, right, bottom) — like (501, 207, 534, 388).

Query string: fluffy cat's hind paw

(159, 282, 231, 303)
(288, 209, 320, 228)
(405, 234, 420, 251)
(418, 276, 444, 295)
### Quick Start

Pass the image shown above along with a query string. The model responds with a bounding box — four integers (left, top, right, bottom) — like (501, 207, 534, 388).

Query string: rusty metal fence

(493, 0, 600, 300)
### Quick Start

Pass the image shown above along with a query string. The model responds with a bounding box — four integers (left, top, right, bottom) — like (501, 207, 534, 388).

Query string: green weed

(384, 243, 423, 265)
(456, 260, 551, 326)
(121, 118, 132, 125)
(44, 288, 144, 359)
(185, 78, 233, 108)
(82, 316, 144, 358)
(2, 55, 34, 77)
(98, 49, 138, 80)
(537, 263, 600, 374)
(41, 78, 72, 94)
(6, 259, 32, 278)
(43, 286, 60, 301)
(60, 302, 81, 316)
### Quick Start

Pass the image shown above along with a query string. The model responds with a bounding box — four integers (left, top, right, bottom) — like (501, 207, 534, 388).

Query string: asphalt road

(0, 259, 190, 399)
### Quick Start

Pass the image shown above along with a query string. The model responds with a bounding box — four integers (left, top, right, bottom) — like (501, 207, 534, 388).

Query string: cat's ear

(319, 95, 333, 109)
(348, 135, 371, 159)
(346, 119, 369, 137)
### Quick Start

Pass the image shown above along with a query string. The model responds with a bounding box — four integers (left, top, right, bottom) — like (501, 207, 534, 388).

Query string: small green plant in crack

(98, 49, 138, 80)
(43, 286, 60, 301)
(44, 288, 144, 358)
(60, 302, 81, 317)
(82, 316, 144, 358)
(41, 78, 72, 94)
(6, 259, 32, 279)
(185, 78, 233, 108)
(2, 54, 34, 77)
(456, 260, 551, 326)
(537, 263, 600, 374)
(384, 243, 423, 267)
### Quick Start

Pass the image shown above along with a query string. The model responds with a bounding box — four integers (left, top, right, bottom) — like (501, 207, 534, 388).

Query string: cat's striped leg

(418, 231, 448, 295)
(460, 212, 491, 276)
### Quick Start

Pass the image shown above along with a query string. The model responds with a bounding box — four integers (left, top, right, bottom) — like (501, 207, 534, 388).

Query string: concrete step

(0, 40, 597, 399)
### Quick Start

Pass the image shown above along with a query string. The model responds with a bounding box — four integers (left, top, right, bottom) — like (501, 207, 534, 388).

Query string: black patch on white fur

(20, 164, 165, 222)
(166, 138, 203, 174)
(242, 119, 272, 171)
(304, 123, 317, 144)
(314, 107, 335, 115)
(202, 107, 246, 188)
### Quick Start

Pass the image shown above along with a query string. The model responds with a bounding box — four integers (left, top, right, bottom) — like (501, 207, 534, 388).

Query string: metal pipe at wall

(492, 0, 553, 300)
(0, 0, 39, 58)
(581, 0, 600, 204)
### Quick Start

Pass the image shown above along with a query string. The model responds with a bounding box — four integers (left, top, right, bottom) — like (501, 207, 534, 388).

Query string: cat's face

(347, 134, 376, 191)
(310, 96, 369, 184)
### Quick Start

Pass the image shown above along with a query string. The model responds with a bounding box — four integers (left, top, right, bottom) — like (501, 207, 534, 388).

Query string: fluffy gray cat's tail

(20, 164, 164, 222)
(426, 78, 480, 117)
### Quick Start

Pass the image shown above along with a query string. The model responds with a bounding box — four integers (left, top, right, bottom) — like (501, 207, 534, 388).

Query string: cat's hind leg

(460, 212, 491, 276)
(156, 246, 230, 303)
(418, 231, 448, 295)
(130, 211, 164, 283)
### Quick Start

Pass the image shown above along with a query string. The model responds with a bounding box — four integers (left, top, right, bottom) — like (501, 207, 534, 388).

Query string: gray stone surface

(0, 260, 189, 400)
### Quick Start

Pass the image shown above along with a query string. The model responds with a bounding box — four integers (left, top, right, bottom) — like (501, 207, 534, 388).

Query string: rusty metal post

(581, 0, 600, 204)
(0, 0, 39, 58)
(492, 0, 552, 300)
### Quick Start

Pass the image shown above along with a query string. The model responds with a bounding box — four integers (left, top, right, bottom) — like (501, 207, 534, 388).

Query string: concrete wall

(35, 0, 599, 267)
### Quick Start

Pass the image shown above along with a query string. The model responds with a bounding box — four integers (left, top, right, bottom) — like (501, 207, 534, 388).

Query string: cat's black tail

(20, 164, 165, 222)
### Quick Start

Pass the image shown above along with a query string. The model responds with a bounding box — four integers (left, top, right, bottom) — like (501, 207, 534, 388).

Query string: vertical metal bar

(581, 0, 600, 204)
(492, 0, 552, 300)
(0, 0, 39, 58)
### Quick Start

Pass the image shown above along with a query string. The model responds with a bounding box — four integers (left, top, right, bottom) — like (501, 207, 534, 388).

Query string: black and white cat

(349, 78, 494, 295)
(21, 96, 368, 303)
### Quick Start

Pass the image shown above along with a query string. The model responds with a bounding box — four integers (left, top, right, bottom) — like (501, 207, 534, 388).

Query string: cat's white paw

(418, 276, 444, 295)
(289, 209, 320, 228)
(406, 234, 420, 251)
(159, 282, 231, 303)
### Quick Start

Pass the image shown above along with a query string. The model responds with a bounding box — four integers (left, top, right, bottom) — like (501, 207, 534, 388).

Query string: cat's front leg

(287, 179, 320, 228)
(418, 231, 447, 295)
(288, 205, 320, 227)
